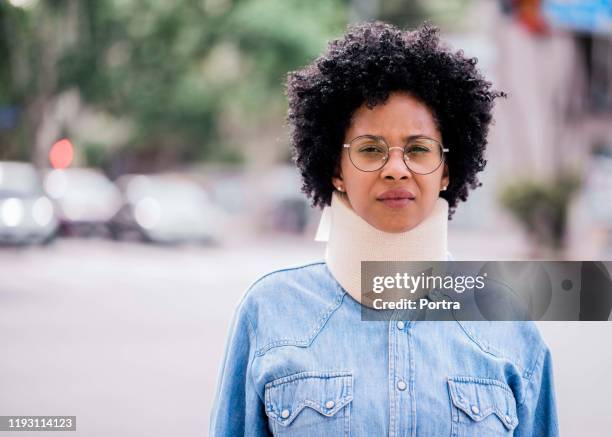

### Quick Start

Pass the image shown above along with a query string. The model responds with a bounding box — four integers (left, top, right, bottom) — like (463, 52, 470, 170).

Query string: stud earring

(441, 185, 447, 191)
(337, 185, 344, 192)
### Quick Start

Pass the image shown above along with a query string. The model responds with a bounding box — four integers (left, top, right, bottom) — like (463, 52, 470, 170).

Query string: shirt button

(281, 409, 290, 419)
(471, 405, 480, 415)
(325, 400, 335, 409)
(397, 380, 407, 391)
(396, 321, 405, 330)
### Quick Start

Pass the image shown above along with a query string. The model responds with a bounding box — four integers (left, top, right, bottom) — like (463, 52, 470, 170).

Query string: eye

(405, 145, 431, 154)
(357, 143, 386, 154)
(360, 146, 384, 153)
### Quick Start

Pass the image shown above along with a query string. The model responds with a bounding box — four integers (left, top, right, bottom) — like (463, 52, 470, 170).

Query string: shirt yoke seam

(238, 260, 324, 355)
(454, 320, 540, 378)
(254, 291, 346, 356)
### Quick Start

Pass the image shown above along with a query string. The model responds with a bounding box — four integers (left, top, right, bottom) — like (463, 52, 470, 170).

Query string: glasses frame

(343, 134, 449, 175)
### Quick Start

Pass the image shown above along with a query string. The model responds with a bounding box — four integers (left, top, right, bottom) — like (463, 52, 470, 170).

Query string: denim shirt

(210, 261, 559, 436)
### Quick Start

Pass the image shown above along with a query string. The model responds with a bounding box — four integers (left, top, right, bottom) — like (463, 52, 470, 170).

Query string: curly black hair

(286, 21, 505, 218)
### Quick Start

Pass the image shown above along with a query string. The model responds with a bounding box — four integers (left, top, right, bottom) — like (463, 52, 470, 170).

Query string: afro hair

(286, 21, 505, 218)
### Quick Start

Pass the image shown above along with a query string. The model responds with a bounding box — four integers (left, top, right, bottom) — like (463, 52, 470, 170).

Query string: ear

(441, 163, 450, 190)
(331, 173, 344, 192)
(331, 158, 345, 191)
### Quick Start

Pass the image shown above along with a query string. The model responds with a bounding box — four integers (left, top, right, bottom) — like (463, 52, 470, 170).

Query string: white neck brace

(316, 191, 449, 303)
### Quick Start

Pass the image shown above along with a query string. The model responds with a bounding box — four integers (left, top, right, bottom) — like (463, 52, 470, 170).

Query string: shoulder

(236, 260, 346, 356)
(240, 260, 341, 315)
(454, 320, 549, 379)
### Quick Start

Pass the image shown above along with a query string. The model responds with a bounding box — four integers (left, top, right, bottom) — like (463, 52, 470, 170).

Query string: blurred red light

(49, 139, 74, 169)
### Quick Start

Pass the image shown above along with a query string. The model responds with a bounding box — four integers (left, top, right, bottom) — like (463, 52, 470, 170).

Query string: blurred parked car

(43, 168, 122, 237)
(0, 161, 59, 245)
(108, 174, 223, 244)
(258, 165, 317, 234)
(207, 172, 250, 215)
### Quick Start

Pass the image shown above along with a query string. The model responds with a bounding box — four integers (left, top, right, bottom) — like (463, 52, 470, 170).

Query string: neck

(317, 191, 449, 304)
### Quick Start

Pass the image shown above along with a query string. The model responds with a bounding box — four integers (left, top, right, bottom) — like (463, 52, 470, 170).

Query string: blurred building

(439, 0, 612, 258)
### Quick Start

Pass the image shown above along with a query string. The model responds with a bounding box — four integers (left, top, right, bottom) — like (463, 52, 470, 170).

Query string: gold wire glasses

(343, 135, 449, 174)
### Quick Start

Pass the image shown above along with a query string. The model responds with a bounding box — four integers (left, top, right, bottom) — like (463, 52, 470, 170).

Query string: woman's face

(332, 92, 449, 233)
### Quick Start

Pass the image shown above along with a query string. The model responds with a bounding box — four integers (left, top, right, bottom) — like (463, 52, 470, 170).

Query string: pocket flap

(264, 371, 353, 427)
(447, 376, 519, 431)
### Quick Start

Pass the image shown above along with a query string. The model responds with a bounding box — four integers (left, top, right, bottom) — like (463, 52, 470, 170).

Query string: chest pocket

(447, 376, 519, 437)
(264, 371, 353, 437)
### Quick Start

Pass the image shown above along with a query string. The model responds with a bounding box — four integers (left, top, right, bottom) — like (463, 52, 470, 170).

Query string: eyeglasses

(343, 135, 449, 174)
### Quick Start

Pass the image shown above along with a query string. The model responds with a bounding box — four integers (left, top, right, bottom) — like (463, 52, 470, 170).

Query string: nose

(380, 146, 412, 180)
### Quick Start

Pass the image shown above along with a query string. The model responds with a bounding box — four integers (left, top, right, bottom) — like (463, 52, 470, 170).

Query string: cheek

(418, 179, 437, 195)
(342, 167, 376, 208)
(341, 156, 363, 190)
(415, 174, 442, 202)
(424, 167, 445, 191)
(346, 174, 372, 207)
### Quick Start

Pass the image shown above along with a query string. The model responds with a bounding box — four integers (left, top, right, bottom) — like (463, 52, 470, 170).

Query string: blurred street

(1, 234, 611, 436)
(0, 236, 324, 436)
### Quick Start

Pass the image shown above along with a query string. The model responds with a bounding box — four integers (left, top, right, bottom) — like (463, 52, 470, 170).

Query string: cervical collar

(316, 191, 449, 304)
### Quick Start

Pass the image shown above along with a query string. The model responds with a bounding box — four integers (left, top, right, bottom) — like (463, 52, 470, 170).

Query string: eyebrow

(402, 134, 432, 142)
(351, 133, 440, 142)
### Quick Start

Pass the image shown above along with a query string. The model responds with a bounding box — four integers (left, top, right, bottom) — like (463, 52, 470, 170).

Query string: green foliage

(379, 0, 474, 28)
(83, 142, 109, 168)
(1, 0, 477, 165)
(1, 0, 348, 165)
(500, 174, 581, 251)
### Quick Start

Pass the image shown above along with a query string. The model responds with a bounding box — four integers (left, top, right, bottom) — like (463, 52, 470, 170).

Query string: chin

(376, 219, 419, 233)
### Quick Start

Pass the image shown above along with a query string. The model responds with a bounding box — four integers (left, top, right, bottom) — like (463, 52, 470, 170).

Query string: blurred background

(1, 0, 611, 435)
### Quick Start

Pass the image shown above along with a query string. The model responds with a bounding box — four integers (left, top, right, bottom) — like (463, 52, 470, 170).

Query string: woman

(210, 22, 559, 436)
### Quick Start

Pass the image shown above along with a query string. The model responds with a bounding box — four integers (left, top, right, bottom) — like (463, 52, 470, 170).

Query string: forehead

(346, 92, 440, 141)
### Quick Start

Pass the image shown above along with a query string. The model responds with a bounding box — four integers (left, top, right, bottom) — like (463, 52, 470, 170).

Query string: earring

(337, 185, 344, 192)
(441, 185, 447, 191)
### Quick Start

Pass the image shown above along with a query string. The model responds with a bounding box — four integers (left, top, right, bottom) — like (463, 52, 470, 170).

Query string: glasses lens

(403, 138, 443, 174)
(349, 137, 387, 171)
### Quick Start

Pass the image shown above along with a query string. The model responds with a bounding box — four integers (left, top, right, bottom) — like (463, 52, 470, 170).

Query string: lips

(377, 188, 415, 209)
(377, 189, 415, 201)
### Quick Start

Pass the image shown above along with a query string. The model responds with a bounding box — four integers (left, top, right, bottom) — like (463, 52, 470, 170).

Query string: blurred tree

(1, 0, 482, 169)
(377, 0, 475, 28)
(0, 0, 347, 170)
(500, 173, 581, 257)
(0, 3, 42, 161)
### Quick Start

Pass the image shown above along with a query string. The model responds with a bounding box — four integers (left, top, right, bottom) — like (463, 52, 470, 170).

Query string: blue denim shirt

(210, 260, 559, 436)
